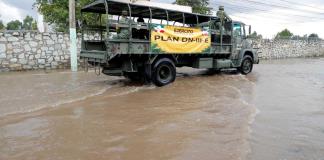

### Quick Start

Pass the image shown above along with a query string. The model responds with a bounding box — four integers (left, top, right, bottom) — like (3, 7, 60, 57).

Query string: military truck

(80, 0, 259, 86)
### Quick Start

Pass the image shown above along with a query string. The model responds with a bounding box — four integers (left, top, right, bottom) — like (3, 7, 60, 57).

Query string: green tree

(35, 0, 94, 32)
(292, 35, 303, 40)
(291, 34, 309, 40)
(275, 29, 293, 39)
(248, 31, 263, 39)
(308, 33, 319, 40)
(174, 0, 211, 15)
(23, 15, 34, 30)
(32, 20, 38, 30)
(0, 15, 4, 31)
(6, 20, 22, 30)
(0, 20, 4, 31)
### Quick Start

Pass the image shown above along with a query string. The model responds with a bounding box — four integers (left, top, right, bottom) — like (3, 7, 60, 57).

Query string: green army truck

(80, 0, 259, 86)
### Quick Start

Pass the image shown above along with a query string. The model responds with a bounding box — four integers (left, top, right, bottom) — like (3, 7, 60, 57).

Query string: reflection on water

(0, 71, 121, 117)
(0, 58, 323, 160)
(248, 58, 324, 160)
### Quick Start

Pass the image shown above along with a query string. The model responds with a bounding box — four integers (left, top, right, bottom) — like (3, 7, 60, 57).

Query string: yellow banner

(151, 25, 211, 54)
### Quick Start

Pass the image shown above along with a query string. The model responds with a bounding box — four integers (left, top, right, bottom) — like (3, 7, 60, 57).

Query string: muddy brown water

(0, 58, 323, 160)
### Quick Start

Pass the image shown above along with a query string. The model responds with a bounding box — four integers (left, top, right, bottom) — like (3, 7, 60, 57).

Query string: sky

(0, 0, 38, 22)
(1, 0, 324, 38)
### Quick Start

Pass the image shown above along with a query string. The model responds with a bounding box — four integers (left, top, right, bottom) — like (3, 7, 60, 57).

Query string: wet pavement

(0, 58, 323, 160)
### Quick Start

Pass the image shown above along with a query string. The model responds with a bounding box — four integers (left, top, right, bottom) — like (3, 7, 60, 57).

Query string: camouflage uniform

(116, 16, 133, 39)
(216, 6, 232, 36)
(115, 10, 133, 39)
(216, 6, 231, 26)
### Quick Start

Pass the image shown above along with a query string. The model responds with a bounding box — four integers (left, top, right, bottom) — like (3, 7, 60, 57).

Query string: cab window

(233, 24, 241, 37)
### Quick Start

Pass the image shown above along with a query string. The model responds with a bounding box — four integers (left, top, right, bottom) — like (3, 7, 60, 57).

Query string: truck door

(232, 23, 245, 59)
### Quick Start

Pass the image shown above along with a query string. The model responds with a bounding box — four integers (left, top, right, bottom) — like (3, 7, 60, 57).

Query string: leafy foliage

(32, 21, 38, 30)
(23, 15, 34, 30)
(248, 31, 263, 39)
(275, 29, 293, 39)
(174, 0, 211, 15)
(6, 20, 22, 30)
(35, 0, 95, 32)
(275, 30, 321, 40)
(291, 34, 308, 40)
(4, 16, 38, 31)
(0, 15, 4, 30)
(308, 33, 319, 39)
(0, 20, 4, 31)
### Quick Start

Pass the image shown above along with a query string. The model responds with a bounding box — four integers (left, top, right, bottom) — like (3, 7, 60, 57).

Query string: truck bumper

(80, 50, 107, 63)
(102, 68, 123, 76)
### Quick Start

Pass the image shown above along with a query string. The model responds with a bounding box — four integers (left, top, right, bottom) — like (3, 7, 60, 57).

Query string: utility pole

(69, 0, 78, 72)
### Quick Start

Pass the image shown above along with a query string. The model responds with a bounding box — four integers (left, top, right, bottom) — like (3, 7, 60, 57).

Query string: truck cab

(232, 21, 259, 65)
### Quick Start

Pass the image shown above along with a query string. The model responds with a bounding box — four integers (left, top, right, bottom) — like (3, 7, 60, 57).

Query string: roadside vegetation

(0, 14, 38, 31)
(275, 28, 321, 40)
(174, 0, 211, 15)
(248, 31, 263, 39)
(0, 21, 4, 31)
(35, 0, 95, 32)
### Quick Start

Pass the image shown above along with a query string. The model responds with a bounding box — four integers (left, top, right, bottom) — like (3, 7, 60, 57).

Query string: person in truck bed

(115, 10, 133, 39)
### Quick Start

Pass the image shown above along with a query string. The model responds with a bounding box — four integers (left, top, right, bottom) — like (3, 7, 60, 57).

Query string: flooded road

(0, 58, 323, 160)
(248, 58, 324, 160)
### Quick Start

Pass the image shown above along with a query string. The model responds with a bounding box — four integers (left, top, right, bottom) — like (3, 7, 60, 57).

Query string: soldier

(216, 6, 232, 38)
(115, 10, 133, 39)
(217, 6, 231, 26)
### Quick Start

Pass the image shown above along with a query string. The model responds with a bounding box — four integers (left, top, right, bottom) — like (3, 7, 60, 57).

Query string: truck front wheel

(152, 58, 176, 87)
(239, 55, 253, 75)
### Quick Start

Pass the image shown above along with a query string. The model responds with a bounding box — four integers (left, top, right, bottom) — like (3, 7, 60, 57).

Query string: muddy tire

(152, 58, 176, 87)
(239, 55, 253, 75)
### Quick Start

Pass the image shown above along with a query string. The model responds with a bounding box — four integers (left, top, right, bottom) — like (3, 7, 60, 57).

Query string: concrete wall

(0, 31, 324, 72)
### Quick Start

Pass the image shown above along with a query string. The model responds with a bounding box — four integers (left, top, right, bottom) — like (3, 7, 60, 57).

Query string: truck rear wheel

(152, 58, 176, 87)
(239, 55, 253, 75)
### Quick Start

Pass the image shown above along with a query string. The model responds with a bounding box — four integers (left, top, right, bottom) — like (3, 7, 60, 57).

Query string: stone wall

(0, 31, 324, 72)
(0, 32, 82, 72)
(255, 39, 324, 59)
